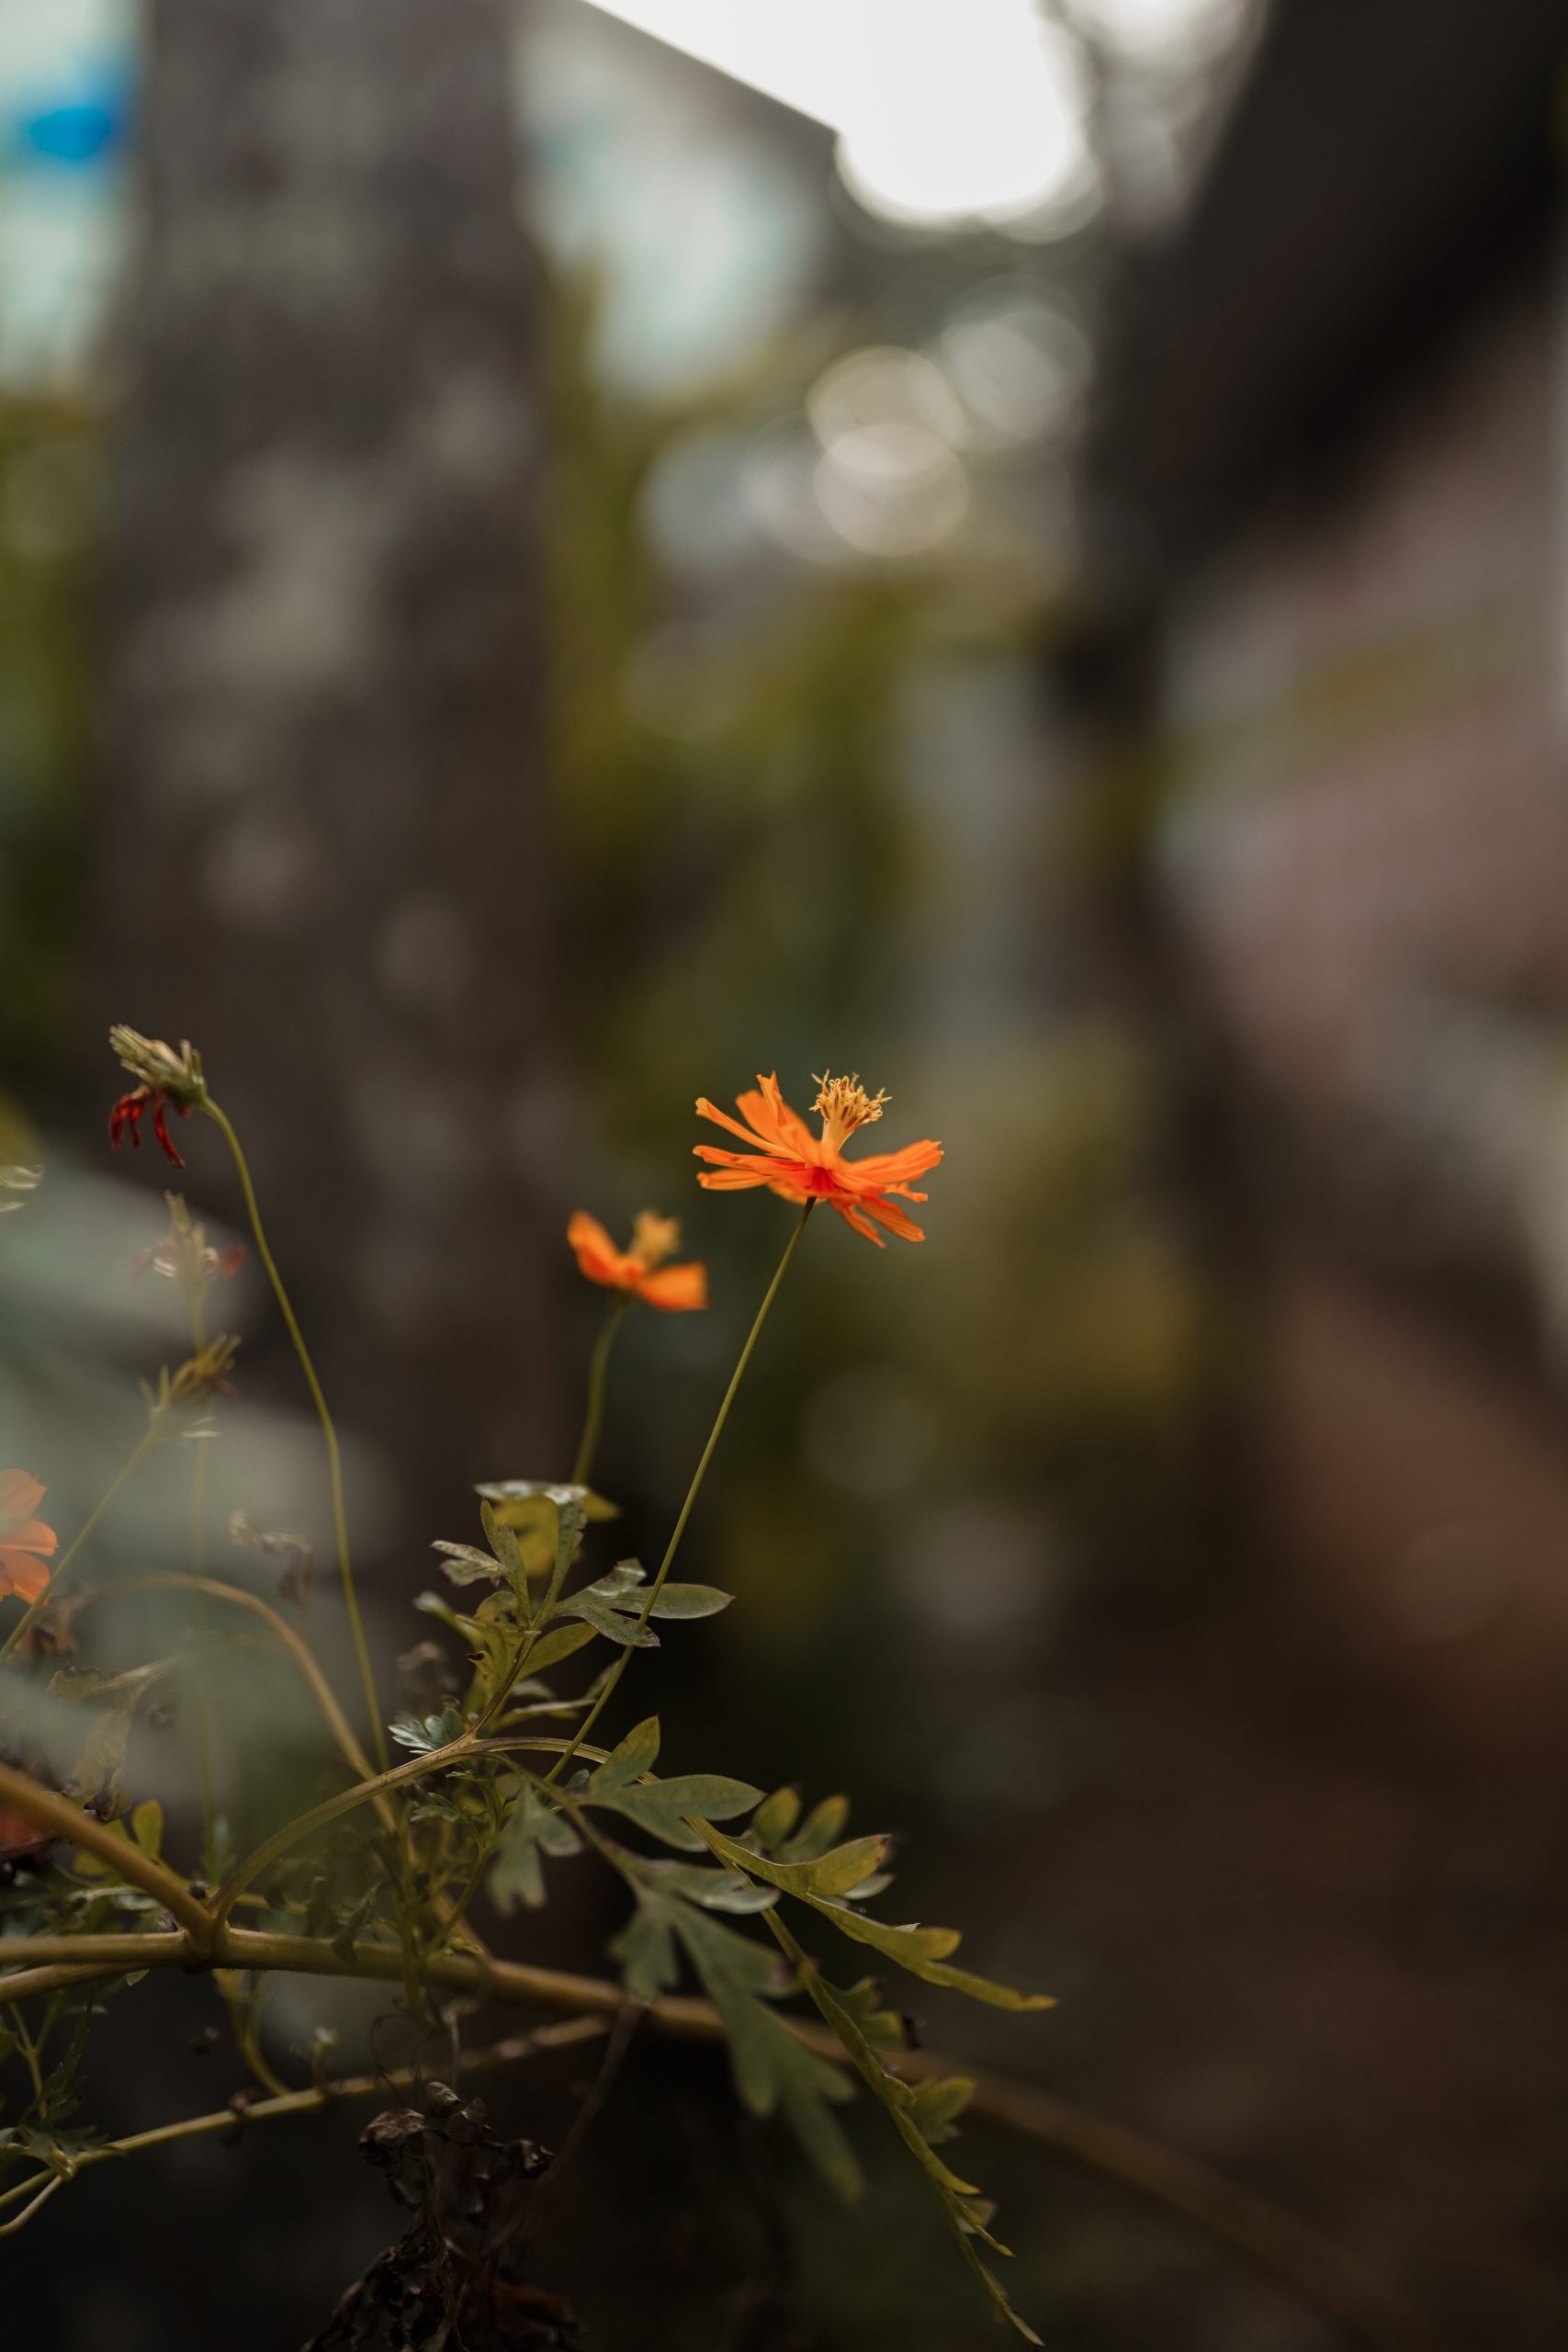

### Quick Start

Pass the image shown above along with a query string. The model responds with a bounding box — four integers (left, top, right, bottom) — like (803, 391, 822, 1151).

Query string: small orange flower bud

(567, 1211, 707, 1311)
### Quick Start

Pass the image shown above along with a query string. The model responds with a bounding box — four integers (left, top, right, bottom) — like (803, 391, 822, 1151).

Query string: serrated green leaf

(750, 1787, 802, 1849)
(517, 1622, 597, 1675)
(832, 1976, 909, 2052)
(716, 1832, 891, 1902)
(657, 1895, 860, 2198)
(704, 1829, 1054, 2012)
(615, 1880, 856, 2177)
(770, 1916, 1041, 2344)
(591, 1716, 660, 1797)
(130, 1801, 163, 1859)
(412, 1591, 518, 1684)
(389, 1705, 466, 1756)
(609, 1890, 678, 1999)
(433, 1541, 503, 1588)
(557, 1589, 660, 1648)
(470, 1484, 597, 1577)
(908, 2075, 975, 2146)
(479, 1501, 529, 1600)
(564, 1562, 728, 1635)
(779, 1794, 851, 1863)
(637, 1859, 777, 1913)
(648, 1583, 733, 1620)
(491, 1788, 583, 1914)
(594, 1773, 764, 1853)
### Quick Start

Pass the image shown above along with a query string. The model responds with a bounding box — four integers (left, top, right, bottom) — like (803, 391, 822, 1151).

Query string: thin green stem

(189, 1288, 209, 1579)
(0, 1422, 160, 1667)
(187, 1286, 221, 1872)
(201, 1098, 386, 1772)
(544, 1203, 814, 1789)
(571, 1295, 629, 1487)
(97, 1573, 381, 1790)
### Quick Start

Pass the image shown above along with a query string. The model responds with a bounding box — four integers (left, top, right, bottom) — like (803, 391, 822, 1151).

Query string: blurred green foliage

(0, 392, 100, 1102)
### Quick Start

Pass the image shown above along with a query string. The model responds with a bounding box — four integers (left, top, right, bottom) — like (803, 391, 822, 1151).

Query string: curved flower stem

(543, 1203, 815, 1790)
(0, 1422, 160, 1668)
(100, 1574, 382, 1790)
(201, 1097, 386, 1773)
(571, 1296, 629, 1487)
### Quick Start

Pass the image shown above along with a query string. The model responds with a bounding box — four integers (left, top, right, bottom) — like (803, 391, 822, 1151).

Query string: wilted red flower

(109, 1085, 190, 1168)
(568, 1210, 707, 1311)
(694, 1071, 942, 1247)
(107, 1028, 208, 1169)
(0, 1469, 57, 1606)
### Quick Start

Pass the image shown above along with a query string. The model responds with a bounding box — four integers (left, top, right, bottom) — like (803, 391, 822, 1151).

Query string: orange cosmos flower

(0, 1469, 57, 1606)
(568, 1209, 708, 1311)
(694, 1070, 942, 1247)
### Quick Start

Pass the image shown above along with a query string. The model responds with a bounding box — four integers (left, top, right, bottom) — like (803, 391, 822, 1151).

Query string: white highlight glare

(575, 0, 1090, 228)
(1071, 0, 1247, 56)
(941, 297, 1092, 447)
(807, 346, 969, 558)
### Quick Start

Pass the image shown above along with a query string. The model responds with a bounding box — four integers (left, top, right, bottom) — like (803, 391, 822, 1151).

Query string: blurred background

(6, 0, 1568, 2344)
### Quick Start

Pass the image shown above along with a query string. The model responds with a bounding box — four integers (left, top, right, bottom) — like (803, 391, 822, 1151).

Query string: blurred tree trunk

(94, 0, 560, 1585)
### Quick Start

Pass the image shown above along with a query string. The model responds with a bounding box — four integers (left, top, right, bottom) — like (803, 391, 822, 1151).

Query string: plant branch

(0, 1916, 1440, 2349)
(0, 1762, 212, 1941)
(0, 2016, 611, 2221)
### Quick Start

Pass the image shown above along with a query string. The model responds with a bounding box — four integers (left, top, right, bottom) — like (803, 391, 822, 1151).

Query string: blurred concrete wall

(92, 0, 563, 1595)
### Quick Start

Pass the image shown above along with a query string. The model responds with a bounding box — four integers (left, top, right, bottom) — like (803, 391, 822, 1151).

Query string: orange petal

(635, 1261, 708, 1312)
(0, 1548, 51, 1604)
(843, 1139, 944, 1188)
(738, 1074, 818, 1159)
(765, 1175, 813, 1204)
(832, 1200, 886, 1247)
(696, 1167, 776, 1192)
(694, 1095, 790, 1156)
(859, 1193, 926, 1242)
(693, 1145, 786, 1174)
(567, 1210, 628, 1289)
(0, 1468, 46, 1521)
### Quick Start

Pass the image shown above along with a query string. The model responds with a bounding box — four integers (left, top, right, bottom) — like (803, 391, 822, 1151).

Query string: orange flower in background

(0, 1469, 57, 1605)
(694, 1071, 942, 1247)
(0, 1804, 52, 1863)
(568, 1209, 708, 1311)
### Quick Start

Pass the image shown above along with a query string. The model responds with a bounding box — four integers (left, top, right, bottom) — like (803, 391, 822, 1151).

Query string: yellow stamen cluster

(813, 1071, 889, 1150)
(629, 1210, 682, 1269)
